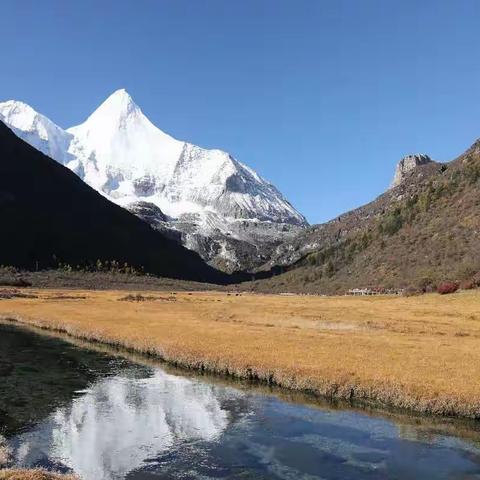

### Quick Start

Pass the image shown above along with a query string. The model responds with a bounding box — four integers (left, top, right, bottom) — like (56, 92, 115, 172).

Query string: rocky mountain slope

(247, 141, 480, 293)
(0, 120, 229, 283)
(0, 91, 307, 272)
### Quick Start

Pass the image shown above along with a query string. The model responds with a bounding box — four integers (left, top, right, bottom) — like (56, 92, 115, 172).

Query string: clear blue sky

(1, 0, 479, 224)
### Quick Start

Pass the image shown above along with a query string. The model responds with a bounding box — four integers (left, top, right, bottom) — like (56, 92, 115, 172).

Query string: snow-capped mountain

(0, 99, 74, 164)
(0, 89, 307, 271)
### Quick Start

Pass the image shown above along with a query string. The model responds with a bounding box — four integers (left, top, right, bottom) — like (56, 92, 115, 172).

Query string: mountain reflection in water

(11, 370, 245, 479)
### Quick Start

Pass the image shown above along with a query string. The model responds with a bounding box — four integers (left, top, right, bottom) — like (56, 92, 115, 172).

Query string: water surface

(1, 323, 479, 480)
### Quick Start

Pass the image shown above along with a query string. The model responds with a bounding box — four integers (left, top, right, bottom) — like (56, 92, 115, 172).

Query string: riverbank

(1, 435, 76, 480)
(0, 471, 77, 480)
(0, 288, 479, 418)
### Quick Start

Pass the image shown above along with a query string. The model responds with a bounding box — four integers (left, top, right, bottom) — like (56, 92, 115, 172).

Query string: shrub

(460, 274, 480, 290)
(306, 252, 322, 266)
(323, 260, 335, 278)
(465, 163, 480, 185)
(379, 208, 403, 236)
(403, 286, 423, 297)
(455, 263, 478, 281)
(417, 276, 437, 293)
(118, 294, 176, 302)
(460, 280, 475, 290)
(119, 294, 152, 302)
(0, 278, 31, 287)
(437, 281, 459, 295)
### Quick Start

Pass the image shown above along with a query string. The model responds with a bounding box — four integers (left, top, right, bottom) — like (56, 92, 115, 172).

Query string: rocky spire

(390, 154, 433, 188)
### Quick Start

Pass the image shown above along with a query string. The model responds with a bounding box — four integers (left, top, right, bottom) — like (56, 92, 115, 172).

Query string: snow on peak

(66, 90, 185, 192)
(0, 100, 55, 137)
(75, 88, 140, 128)
(0, 99, 73, 162)
(110, 87, 133, 101)
(1, 91, 308, 228)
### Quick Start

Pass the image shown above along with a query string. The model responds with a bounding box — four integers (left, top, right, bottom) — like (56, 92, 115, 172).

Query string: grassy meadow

(0, 288, 479, 418)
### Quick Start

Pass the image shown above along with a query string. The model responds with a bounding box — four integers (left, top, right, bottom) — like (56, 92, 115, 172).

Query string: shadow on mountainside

(0, 121, 235, 285)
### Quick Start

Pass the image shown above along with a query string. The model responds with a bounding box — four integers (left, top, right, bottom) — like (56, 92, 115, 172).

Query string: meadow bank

(0, 434, 77, 480)
(0, 288, 479, 418)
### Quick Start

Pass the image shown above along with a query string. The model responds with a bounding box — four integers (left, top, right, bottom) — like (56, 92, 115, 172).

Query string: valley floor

(0, 288, 479, 418)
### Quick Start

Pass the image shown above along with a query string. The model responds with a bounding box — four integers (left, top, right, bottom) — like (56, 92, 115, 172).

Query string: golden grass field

(0, 288, 479, 418)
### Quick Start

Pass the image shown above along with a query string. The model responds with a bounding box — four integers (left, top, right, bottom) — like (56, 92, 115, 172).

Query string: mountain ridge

(0, 119, 229, 283)
(0, 90, 307, 271)
(246, 137, 480, 293)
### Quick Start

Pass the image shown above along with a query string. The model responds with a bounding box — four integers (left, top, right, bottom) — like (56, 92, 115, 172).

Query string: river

(0, 323, 479, 479)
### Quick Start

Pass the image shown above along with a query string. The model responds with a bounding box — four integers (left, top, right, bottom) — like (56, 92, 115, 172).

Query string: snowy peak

(0, 90, 308, 270)
(66, 89, 184, 187)
(0, 100, 42, 131)
(71, 88, 141, 130)
(0, 100, 62, 139)
(0, 100, 73, 162)
(0, 90, 307, 230)
(68, 88, 172, 143)
(105, 87, 135, 107)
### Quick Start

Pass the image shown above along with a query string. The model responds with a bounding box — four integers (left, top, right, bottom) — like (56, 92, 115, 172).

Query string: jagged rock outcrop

(390, 154, 434, 188)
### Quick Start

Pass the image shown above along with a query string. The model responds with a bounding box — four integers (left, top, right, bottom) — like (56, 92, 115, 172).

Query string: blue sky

(1, 0, 479, 224)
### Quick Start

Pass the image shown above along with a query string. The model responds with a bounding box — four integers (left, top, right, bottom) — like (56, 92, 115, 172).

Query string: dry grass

(0, 436, 11, 468)
(1, 288, 480, 418)
(0, 290, 37, 300)
(0, 470, 77, 480)
(118, 293, 176, 302)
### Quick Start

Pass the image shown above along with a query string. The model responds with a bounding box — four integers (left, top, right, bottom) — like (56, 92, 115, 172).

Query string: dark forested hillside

(0, 121, 228, 284)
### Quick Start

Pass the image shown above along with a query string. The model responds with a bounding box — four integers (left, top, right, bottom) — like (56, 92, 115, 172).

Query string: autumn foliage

(437, 281, 459, 295)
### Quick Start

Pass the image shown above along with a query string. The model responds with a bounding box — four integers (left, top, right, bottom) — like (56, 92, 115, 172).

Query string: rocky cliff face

(390, 154, 434, 188)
